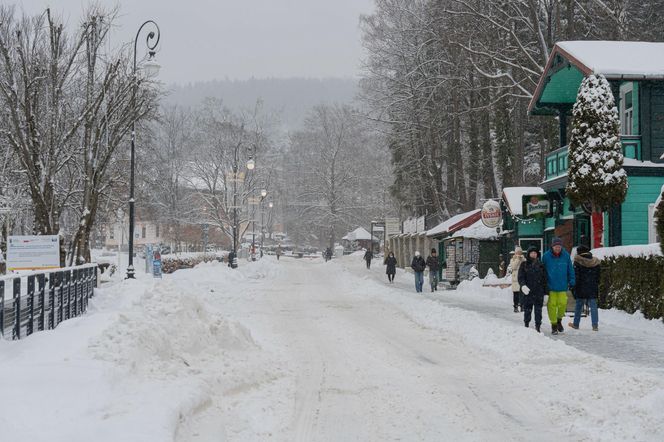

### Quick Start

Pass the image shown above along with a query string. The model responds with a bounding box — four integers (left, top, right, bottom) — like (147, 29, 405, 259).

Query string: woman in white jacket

(508, 246, 526, 312)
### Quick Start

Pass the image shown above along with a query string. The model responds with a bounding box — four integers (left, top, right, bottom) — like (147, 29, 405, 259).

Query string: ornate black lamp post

(127, 21, 160, 279)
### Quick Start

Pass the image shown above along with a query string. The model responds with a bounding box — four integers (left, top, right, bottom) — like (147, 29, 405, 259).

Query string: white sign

(416, 216, 426, 233)
(481, 200, 502, 228)
(403, 218, 417, 234)
(385, 218, 401, 236)
(7, 235, 60, 271)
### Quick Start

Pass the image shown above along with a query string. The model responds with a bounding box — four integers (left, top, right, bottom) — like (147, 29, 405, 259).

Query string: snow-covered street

(2, 256, 664, 441)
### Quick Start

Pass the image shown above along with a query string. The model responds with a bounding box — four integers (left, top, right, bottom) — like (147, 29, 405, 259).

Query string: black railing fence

(0, 264, 97, 340)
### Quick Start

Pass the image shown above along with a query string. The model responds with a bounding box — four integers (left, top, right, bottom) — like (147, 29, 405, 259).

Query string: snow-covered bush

(161, 254, 223, 274)
(566, 74, 627, 211)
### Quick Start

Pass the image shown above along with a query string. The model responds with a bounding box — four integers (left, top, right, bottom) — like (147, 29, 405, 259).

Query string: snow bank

(0, 259, 272, 442)
(592, 243, 662, 260)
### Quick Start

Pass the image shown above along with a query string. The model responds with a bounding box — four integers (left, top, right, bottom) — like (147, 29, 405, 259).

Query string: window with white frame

(649, 203, 659, 244)
(620, 82, 633, 136)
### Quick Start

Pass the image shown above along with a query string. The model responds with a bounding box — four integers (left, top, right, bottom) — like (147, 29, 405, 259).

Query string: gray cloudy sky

(16, 0, 375, 85)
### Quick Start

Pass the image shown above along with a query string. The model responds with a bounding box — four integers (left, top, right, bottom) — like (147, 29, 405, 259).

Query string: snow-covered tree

(566, 74, 627, 211)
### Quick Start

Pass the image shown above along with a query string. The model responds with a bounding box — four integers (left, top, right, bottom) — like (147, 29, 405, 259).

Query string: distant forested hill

(164, 77, 358, 129)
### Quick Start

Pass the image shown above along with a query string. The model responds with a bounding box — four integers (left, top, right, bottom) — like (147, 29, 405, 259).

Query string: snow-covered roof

(342, 227, 378, 242)
(426, 209, 480, 237)
(557, 41, 664, 79)
(622, 158, 664, 168)
(451, 219, 498, 240)
(530, 40, 664, 114)
(502, 187, 546, 216)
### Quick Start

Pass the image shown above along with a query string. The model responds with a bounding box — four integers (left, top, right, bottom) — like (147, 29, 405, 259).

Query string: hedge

(599, 255, 664, 322)
(161, 253, 224, 274)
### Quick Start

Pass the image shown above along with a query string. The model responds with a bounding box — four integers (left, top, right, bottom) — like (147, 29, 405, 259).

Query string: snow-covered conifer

(566, 74, 627, 210)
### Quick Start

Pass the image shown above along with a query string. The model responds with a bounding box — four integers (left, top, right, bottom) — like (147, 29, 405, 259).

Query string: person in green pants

(541, 237, 575, 335)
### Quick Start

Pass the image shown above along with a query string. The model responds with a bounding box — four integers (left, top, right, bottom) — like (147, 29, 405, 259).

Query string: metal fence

(0, 264, 97, 340)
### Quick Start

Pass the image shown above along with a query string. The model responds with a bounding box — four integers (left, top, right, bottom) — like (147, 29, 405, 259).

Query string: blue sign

(153, 259, 162, 278)
(151, 247, 162, 278)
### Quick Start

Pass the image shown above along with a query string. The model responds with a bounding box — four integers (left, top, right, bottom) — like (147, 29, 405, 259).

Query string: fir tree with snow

(566, 74, 627, 211)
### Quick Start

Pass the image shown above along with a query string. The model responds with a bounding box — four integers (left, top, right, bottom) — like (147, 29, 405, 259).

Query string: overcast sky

(16, 0, 375, 85)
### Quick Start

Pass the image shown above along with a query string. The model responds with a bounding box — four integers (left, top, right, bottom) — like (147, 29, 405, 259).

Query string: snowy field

(1, 255, 663, 441)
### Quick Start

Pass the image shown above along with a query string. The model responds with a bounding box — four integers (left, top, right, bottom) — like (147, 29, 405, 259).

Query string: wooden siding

(621, 176, 664, 245)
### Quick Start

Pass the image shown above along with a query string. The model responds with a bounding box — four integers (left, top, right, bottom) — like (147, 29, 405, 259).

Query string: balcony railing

(545, 135, 643, 180)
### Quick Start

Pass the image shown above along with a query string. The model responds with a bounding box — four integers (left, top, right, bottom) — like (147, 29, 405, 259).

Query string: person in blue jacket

(541, 237, 575, 335)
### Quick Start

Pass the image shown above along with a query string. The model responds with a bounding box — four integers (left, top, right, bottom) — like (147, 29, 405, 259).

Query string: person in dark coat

(363, 249, 374, 269)
(385, 251, 397, 283)
(426, 248, 440, 292)
(518, 246, 547, 333)
(411, 251, 426, 293)
(569, 245, 601, 331)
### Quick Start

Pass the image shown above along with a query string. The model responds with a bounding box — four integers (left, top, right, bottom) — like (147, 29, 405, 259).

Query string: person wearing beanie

(411, 251, 426, 293)
(541, 237, 575, 335)
(426, 248, 440, 292)
(569, 245, 601, 331)
(518, 246, 547, 332)
(508, 246, 526, 312)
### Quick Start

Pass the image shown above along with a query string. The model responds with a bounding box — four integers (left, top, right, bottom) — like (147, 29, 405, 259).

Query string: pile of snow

(592, 243, 662, 260)
(0, 259, 275, 441)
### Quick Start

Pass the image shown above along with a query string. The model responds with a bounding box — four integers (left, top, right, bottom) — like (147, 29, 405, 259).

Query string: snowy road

(175, 257, 664, 441)
(177, 259, 561, 441)
(2, 256, 663, 441)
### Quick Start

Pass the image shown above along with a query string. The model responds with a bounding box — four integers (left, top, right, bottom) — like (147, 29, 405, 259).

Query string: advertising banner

(522, 194, 550, 218)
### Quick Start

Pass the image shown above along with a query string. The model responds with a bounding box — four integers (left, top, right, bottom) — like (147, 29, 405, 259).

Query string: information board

(385, 218, 401, 236)
(7, 235, 60, 271)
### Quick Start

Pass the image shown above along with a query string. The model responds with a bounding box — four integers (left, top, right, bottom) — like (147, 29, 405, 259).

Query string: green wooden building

(527, 41, 664, 250)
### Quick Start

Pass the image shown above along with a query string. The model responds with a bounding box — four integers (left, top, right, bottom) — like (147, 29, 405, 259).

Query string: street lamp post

(230, 148, 254, 269)
(259, 189, 267, 258)
(126, 20, 161, 279)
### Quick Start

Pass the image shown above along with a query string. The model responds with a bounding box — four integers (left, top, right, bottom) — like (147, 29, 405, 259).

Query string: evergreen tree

(566, 74, 627, 211)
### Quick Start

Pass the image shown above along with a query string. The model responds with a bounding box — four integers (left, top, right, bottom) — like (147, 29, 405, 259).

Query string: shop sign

(481, 200, 502, 228)
(522, 194, 550, 218)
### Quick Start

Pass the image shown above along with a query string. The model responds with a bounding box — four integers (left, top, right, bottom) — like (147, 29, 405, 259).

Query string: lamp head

(142, 52, 161, 78)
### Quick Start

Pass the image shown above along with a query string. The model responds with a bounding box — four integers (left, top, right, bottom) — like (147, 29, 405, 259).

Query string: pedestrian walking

(508, 246, 526, 312)
(276, 245, 282, 261)
(411, 251, 426, 293)
(517, 246, 547, 333)
(542, 237, 575, 335)
(426, 248, 439, 292)
(498, 254, 506, 278)
(569, 245, 601, 331)
(363, 249, 374, 269)
(385, 251, 397, 283)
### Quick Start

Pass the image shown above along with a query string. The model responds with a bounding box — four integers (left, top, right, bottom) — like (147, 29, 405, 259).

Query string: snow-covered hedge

(161, 253, 225, 274)
(600, 255, 664, 322)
